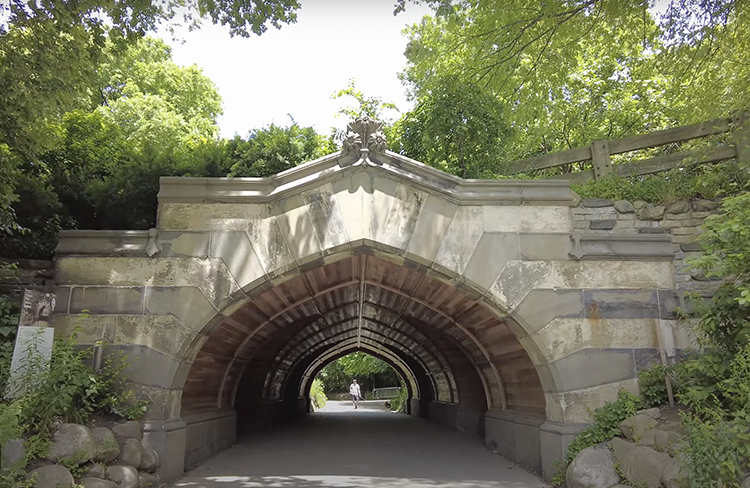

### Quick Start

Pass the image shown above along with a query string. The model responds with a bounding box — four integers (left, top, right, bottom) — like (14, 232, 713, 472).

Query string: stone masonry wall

(572, 195, 721, 301)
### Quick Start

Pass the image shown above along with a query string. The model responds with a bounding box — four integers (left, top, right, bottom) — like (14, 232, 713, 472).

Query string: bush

(389, 386, 407, 413)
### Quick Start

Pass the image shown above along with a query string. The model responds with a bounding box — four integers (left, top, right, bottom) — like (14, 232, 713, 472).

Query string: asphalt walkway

(174, 400, 550, 488)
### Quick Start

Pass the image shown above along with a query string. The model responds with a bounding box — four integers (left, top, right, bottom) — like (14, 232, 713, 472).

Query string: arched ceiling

(182, 250, 545, 419)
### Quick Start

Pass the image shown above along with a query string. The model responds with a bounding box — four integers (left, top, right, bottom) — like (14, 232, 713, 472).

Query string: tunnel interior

(180, 248, 546, 467)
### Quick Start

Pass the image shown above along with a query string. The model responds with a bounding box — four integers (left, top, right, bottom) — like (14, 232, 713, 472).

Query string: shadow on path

(174, 401, 550, 488)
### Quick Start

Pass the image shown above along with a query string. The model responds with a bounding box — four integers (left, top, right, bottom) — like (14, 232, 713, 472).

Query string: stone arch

(53, 137, 677, 481)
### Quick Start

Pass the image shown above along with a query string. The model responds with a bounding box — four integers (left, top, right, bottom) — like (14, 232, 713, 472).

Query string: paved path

(174, 401, 550, 488)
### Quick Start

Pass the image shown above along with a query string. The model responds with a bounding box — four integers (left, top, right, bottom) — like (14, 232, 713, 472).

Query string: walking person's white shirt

(349, 380, 361, 409)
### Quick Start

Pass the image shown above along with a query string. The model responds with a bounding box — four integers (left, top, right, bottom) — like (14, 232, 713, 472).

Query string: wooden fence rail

(504, 110, 749, 183)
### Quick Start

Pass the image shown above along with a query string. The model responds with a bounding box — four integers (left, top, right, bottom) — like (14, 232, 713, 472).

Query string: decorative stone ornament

(341, 116, 387, 165)
(145, 228, 161, 257)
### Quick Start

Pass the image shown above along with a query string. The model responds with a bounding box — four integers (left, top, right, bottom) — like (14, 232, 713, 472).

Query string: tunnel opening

(179, 249, 547, 471)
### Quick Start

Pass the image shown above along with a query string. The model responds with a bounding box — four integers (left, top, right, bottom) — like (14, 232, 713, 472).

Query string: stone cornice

(157, 150, 574, 206)
(569, 233, 674, 261)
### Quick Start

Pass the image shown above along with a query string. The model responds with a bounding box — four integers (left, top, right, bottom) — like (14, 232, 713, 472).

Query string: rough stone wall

(572, 196, 721, 300)
(0, 258, 55, 296)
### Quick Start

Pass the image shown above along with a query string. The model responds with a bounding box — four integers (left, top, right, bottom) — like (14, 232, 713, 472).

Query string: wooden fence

(504, 110, 750, 183)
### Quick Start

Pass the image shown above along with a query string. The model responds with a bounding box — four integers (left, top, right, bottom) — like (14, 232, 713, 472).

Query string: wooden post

(732, 109, 750, 167)
(591, 139, 612, 179)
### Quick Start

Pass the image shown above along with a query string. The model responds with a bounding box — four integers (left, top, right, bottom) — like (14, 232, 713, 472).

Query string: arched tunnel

(180, 248, 546, 469)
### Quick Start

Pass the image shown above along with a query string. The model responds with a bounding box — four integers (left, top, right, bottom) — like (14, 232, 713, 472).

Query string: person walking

(349, 379, 361, 409)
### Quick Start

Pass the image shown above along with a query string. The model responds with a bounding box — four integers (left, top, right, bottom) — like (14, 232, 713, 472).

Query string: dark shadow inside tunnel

(179, 249, 547, 472)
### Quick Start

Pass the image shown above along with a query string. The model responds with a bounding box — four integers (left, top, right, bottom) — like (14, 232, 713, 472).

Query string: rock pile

(566, 407, 688, 488)
(2, 420, 160, 488)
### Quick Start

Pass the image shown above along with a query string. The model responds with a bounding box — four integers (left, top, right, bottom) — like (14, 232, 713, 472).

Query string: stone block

(638, 227, 669, 234)
(144, 286, 217, 334)
(434, 206, 483, 276)
(210, 231, 267, 291)
(692, 199, 717, 211)
(614, 200, 635, 213)
(584, 289, 659, 319)
(582, 198, 614, 207)
(463, 232, 519, 290)
(69, 287, 143, 314)
(303, 183, 351, 250)
(484, 410, 544, 473)
(157, 231, 210, 257)
(115, 315, 196, 360)
(589, 220, 616, 230)
(406, 195, 457, 265)
(519, 233, 571, 260)
(680, 242, 703, 252)
(557, 378, 640, 423)
(142, 419, 186, 481)
(105, 345, 182, 389)
(512, 289, 584, 334)
(551, 348, 636, 391)
(636, 204, 665, 221)
(483, 205, 572, 233)
(666, 201, 691, 214)
(378, 183, 428, 252)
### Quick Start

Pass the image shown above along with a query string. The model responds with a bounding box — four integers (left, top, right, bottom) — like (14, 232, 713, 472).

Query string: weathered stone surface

(48, 423, 96, 464)
(638, 227, 669, 234)
(571, 191, 582, 207)
(106, 465, 139, 488)
(614, 200, 635, 213)
(653, 429, 673, 450)
(668, 440, 685, 457)
(637, 204, 665, 221)
(619, 445, 671, 488)
(83, 463, 106, 479)
(666, 201, 691, 214)
(637, 428, 657, 447)
(741, 476, 750, 488)
(680, 242, 703, 252)
(619, 414, 658, 441)
(690, 268, 710, 281)
(27, 465, 75, 488)
(609, 436, 636, 462)
(139, 448, 160, 471)
(91, 427, 120, 463)
(633, 200, 648, 210)
(1, 438, 26, 470)
(589, 220, 616, 230)
(637, 407, 662, 419)
(81, 478, 117, 488)
(112, 421, 142, 440)
(582, 198, 614, 208)
(120, 437, 144, 467)
(565, 446, 620, 488)
(139, 472, 160, 487)
(692, 199, 717, 212)
(662, 456, 689, 488)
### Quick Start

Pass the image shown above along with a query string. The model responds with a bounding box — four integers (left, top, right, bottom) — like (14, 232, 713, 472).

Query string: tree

(0, 0, 300, 232)
(227, 123, 334, 177)
(317, 352, 400, 394)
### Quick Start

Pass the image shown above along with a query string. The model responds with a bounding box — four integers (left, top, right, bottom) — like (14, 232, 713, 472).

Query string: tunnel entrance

(180, 251, 546, 468)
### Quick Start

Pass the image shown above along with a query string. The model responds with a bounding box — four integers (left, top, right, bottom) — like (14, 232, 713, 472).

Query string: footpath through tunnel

(176, 399, 550, 488)
(181, 251, 547, 472)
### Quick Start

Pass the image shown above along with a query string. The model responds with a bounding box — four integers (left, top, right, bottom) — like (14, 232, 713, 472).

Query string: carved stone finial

(341, 117, 388, 164)
(569, 232, 585, 260)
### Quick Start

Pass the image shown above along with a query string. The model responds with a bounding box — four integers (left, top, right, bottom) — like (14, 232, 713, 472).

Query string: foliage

(681, 413, 749, 488)
(310, 378, 327, 410)
(551, 390, 641, 486)
(227, 123, 333, 178)
(390, 75, 507, 178)
(389, 384, 407, 413)
(317, 352, 400, 394)
(333, 79, 399, 124)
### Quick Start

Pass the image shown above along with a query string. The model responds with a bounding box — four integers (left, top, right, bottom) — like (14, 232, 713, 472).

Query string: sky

(159, 1, 432, 139)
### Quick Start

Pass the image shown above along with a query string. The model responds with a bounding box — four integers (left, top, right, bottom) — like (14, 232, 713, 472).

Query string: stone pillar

(142, 419, 187, 481)
(540, 420, 589, 481)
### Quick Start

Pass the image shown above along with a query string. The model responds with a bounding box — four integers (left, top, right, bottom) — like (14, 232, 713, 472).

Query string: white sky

(160, 1, 432, 139)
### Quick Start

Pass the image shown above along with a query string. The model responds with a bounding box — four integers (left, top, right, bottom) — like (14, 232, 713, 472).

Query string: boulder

(741, 476, 750, 488)
(619, 414, 658, 441)
(633, 200, 648, 210)
(614, 200, 635, 213)
(47, 423, 96, 464)
(82, 463, 107, 479)
(609, 437, 636, 462)
(653, 429, 674, 451)
(120, 437, 144, 467)
(668, 440, 685, 457)
(637, 429, 657, 447)
(666, 201, 691, 214)
(692, 199, 717, 212)
(0, 438, 26, 470)
(565, 446, 621, 488)
(106, 465, 139, 488)
(636, 204, 665, 221)
(92, 427, 120, 463)
(26, 465, 75, 488)
(619, 445, 672, 488)
(636, 407, 662, 419)
(139, 448, 160, 471)
(81, 478, 117, 488)
(112, 421, 142, 440)
(662, 456, 689, 488)
(139, 472, 160, 487)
